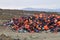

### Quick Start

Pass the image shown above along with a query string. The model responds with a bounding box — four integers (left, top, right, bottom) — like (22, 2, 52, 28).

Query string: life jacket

(18, 17, 22, 23)
(57, 16, 60, 19)
(39, 14, 43, 18)
(36, 25, 39, 28)
(25, 24, 30, 29)
(57, 21, 60, 25)
(44, 25, 49, 30)
(24, 20, 28, 24)
(30, 30, 34, 33)
(38, 27, 41, 30)
(49, 26, 54, 29)
(12, 25, 18, 30)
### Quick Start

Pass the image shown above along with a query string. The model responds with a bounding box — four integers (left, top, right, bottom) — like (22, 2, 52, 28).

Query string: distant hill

(22, 8, 60, 12)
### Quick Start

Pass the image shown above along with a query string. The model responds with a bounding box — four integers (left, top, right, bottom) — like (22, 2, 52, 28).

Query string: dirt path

(0, 26, 60, 40)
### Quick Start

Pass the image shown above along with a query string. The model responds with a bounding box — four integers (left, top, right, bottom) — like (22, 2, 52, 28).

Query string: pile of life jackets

(6, 13, 60, 33)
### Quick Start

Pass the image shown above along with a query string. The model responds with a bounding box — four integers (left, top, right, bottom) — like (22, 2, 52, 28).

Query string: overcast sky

(0, 0, 60, 9)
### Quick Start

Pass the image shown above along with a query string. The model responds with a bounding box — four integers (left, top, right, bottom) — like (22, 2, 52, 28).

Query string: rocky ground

(0, 26, 60, 40)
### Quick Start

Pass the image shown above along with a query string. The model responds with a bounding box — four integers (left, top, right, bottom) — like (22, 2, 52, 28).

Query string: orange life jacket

(44, 25, 49, 30)
(57, 21, 60, 25)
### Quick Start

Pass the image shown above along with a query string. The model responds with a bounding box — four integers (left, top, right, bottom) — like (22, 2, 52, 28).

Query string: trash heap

(4, 13, 60, 33)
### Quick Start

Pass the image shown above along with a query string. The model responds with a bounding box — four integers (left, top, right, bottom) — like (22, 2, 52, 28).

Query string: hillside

(0, 9, 59, 20)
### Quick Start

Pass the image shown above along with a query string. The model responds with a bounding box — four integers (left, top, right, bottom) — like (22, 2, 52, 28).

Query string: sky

(0, 0, 60, 9)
